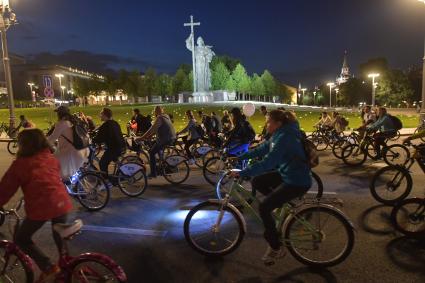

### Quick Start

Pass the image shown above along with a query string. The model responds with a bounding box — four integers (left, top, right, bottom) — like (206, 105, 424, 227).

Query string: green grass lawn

(0, 103, 420, 134)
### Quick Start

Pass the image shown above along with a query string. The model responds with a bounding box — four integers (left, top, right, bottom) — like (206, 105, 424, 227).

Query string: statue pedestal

(192, 92, 214, 103)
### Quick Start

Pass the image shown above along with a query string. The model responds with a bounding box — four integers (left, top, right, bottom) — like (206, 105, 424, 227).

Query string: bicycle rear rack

(303, 191, 344, 207)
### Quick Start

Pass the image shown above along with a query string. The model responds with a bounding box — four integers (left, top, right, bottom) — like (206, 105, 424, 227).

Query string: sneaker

(187, 158, 195, 165)
(262, 246, 286, 266)
(36, 264, 61, 283)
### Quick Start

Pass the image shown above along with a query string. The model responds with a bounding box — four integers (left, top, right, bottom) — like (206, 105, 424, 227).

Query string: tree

(338, 78, 370, 106)
(225, 76, 236, 92)
(211, 55, 241, 72)
(142, 68, 157, 102)
(73, 77, 90, 97)
(154, 74, 172, 98)
(232, 64, 251, 96)
(250, 73, 265, 97)
(261, 70, 276, 97)
(275, 83, 293, 103)
(407, 66, 422, 103)
(172, 67, 192, 99)
(376, 69, 415, 107)
(211, 62, 231, 90)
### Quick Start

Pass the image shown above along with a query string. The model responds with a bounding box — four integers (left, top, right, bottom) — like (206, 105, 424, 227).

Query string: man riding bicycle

(230, 110, 312, 265)
(223, 107, 255, 157)
(138, 106, 176, 178)
(366, 107, 397, 159)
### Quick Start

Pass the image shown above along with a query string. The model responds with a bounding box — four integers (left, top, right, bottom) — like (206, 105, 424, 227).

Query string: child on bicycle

(0, 129, 73, 282)
(231, 110, 312, 265)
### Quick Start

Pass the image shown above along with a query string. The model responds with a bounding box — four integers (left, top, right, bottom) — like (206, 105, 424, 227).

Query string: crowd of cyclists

(0, 102, 423, 281)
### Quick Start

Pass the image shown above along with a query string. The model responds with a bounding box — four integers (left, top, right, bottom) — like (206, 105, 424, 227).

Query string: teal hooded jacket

(238, 122, 312, 188)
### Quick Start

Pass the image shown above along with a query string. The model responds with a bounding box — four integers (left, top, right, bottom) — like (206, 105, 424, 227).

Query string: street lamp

(60, 85, 66, 103)
(301, 88, 307, 105)
(418, 0, 425, 120)
(313, 91, 317, 105)
(55, 73, 64, 103)
(368, 73, 380, 106)
(0, 1, 17, 135)
(335, 88, 340, 106)
(327, 82, 335, 107)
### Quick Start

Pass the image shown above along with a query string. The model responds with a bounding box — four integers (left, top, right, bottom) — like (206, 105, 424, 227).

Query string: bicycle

(0, 200, 127, 282)
(85, 145, 148, 198)
(331, 131, 361, 159)
(413, 118, 425, 142)
(391, 197, 425, 238)
(184, 169, 355, 267)
(135, 140, 190, 185)
(369, 141, 425, 205)
(341, 132, 409, 166)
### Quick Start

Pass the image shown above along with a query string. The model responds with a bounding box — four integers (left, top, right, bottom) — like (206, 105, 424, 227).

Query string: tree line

(73, 55, 294, 103)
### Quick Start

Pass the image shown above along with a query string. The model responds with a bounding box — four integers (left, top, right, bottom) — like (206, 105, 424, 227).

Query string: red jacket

(0, 149, 73, 221)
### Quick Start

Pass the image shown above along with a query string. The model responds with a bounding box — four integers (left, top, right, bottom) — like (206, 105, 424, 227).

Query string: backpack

(301, 132, 319, 168)
(195, 124, 205, 137)
(243, 121, 256, 143)
(340, 117, 349, 128)
(62, 121, 91, 150)
(389, 115, 403, 130)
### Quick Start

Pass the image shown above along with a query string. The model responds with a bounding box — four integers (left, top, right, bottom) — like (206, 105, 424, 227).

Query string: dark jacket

(93, 119, 126, 153)
(225, 120, 254, 147)
(239, 122, 312, 188)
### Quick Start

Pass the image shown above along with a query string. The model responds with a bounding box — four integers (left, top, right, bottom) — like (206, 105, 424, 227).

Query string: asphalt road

(0, 143, 424, 283)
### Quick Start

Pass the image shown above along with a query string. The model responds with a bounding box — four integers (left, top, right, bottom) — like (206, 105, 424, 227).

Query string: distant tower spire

(337, 50, 350, 85)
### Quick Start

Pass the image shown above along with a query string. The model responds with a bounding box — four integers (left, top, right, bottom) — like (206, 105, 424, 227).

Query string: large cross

(184, 15, 200, 93)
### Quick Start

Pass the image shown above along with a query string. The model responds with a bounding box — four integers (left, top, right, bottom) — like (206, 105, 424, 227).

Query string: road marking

(82, 225, 167, 237)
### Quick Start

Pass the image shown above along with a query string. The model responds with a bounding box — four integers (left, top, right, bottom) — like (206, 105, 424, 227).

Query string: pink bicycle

(0, 199, 127, 282)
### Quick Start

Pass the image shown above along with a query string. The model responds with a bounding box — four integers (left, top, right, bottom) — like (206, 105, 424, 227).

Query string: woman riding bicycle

(176, 110, 201, 165)
(0, 129, 73, 282)
(223, 107, 255, 157)
(231, 110, 312, 265)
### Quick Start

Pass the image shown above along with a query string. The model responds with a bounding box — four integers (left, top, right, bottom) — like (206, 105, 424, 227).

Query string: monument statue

(185, 35, 215, 92)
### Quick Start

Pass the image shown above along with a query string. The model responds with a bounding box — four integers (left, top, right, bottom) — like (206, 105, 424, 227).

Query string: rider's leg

(15, 218, 53, 272)
(99, 150, 115, 179)
(373, 133, 385, 158)
(259, 183, 311, 250)
(251, 171, 283, 196)
(51, 214, 68, 255)
(149, 142, 162, 177)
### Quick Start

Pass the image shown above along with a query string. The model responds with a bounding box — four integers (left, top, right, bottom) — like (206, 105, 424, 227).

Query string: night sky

(8, 0, 425, 86)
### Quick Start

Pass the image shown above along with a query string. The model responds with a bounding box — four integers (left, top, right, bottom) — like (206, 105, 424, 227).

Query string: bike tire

(331, 140, 346, 159)
(184, 201, 245, 256)
(341, 144, 367, 166)
(0, 244, 34, 283)
(391, 198, 425, 238)
(388, 130, 401, 141)
(75, 172, 110, 211)
(118, 168, 148, 197)
(311, 171, 324, 199)
(163, 159, 190, 185)
(7, 140, 18, 155)
(284, 205, 355, 267)
(203, 156, 227, 186)
(383, 144, 410, 166)
(369, 165, 412, 205)
(307, 134, 328, 151)
(67, 255, 127, 282)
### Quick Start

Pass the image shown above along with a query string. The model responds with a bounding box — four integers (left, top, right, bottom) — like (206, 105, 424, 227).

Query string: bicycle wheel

(383, 144, 410, 166)
(391, 198, 425, 237)
(75, 172, 110, 211)
(184, 201, 245, 256)
(0, 245, 33, 283)
(163, 156, 190, 185)
(369, 165, 412, 205)
(285, 205, 355, 267)
(414, 127, 425, 142)
(388, 130, 401, 141)
(203, 157, 227, 186)
(7, 140, 18, 155)
(331, 139, 347, 159)
(308, 134, 328, 151)
(341, 144, 367, 166)
(117, 163, 148, 197)
(69, 258, 127, 282)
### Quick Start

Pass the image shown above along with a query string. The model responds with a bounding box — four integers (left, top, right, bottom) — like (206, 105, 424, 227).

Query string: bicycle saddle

(53, 219, 83, 239)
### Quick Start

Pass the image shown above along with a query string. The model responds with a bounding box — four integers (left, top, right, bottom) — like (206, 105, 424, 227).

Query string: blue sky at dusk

(7, 0, 425, 86)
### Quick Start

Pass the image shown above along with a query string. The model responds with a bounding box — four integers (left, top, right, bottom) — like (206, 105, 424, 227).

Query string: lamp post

(55, 73, 64, 103)
(60, 86, 66, 103)
(368, 73, 380, 106)
(0, 0, 17, 136)
(327, 82, 335, 107)
(313, 91, 317, 105)
(301, 88, 307, 105)
(418, 0, 425, 120)
(335, 88, 340, 106)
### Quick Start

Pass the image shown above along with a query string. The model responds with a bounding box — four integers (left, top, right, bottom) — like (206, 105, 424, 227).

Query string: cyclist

(92, 108, 126, 181)
(0, 129, 73, 282)
(16, 115, 34, 130)
(314, 111, 333, 130)
(260, 105, 271, 141)
(366, 107, 396, 159)
(221, 110, 232, 133)
(176, 110, 200, 165)
(47, 106, 89, 180)
(223, 107, 255, 157)
(231, 110, 312, 265)
(138, 106, 176, 178)
(128, 108, 144, 135)
(357, 106, 376, 138)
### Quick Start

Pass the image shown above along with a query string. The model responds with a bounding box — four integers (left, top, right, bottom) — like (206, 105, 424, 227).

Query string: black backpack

(389, 115, 403, 130)
(243, 121, 256, 143)
(62, 121, 91, 150)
